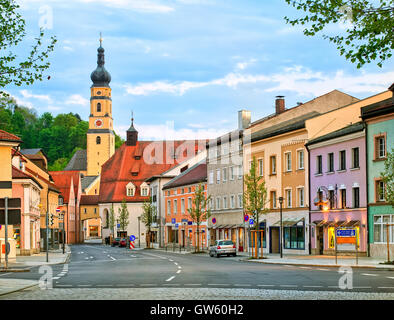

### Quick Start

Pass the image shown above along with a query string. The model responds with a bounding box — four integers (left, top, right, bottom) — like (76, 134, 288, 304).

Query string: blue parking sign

(249, 219, 254, 225)
(172, 218, 176, 224)
(130, 235, 136, 241)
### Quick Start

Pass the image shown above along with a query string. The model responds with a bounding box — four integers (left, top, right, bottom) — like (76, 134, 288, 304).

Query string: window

(223, 196, 228, 209)
(271, 191, 277, 209)
(181, 198, 185, 214)
(329, 190, 335, 209)
(216, 169, 220, 184)
(328, 153, 334, 172)
(376, 180, 385, 202)
(352, 147, 360, 168)
(230, 195, 235, 209)
(339, 150, 346, 171)
(284, 226, 305, 249)
(317, 190, 323, 210)
(96, 136, 101, 145)
(97, 103, 101, 112)
(208, 171, 213, 184)
(127, 184, 135, 196)
(298, 150, 304, 169)
(258, 159, 264, 176)
(238, 165, 243, 179)
(58, 197, 63, 206)
(285, 152, 291, 172)
(340, 189, 346, 209)
(187, 197, 192, 210)
(174, 199, 178, 214)
(238, 194, 243, 208)
(230, 166, 235, 180)
(84, 208, 87, 214)
(316, 155, 322, 174)
(167, 200, 171, 215)
(270, 156, 276, 175)
(94, 208, 97, 214)
(141, 188, 148, 196)
(298, 188, 304, 207)
(222, 167, 228, 182)
(216, 197, 221, 210)
(373, 215, 394, 243)
(285, 189, 292, 208)
(375, 135, 386, 159)
(353, 187, 360, 208)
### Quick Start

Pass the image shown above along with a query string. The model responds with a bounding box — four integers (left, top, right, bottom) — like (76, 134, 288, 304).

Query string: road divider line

(184, 284, 201, 286)
(234, 284, 251, 287)
(178, 266, 182, 269)
(317, 268, 329, 271)
(303, 285, 323, 288)
(378, 287, 394, 289)
(166, 276, 175, 282)
(109, 256, 116, 261)
(280, 285, 298, 287)
(208, 284, 229, 286)
(176, 270, 181, 274)
(361, 273, 378, 277)
(258, 284, 275, 287)
(387, 277, 394, 280)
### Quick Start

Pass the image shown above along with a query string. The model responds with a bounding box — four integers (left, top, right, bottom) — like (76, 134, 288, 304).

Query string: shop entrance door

(270, 227, 280, 253)
(181, 230, 185, 247)
(317, 227, 324, 254)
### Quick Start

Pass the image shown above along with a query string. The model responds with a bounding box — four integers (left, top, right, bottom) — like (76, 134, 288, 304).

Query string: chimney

(238, 110, 251, 130)
(275, 96, 285, 114)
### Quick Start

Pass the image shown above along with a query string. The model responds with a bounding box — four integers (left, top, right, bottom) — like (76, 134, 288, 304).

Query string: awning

(312, 220, 360, 227)
(272, 217, 304, 227)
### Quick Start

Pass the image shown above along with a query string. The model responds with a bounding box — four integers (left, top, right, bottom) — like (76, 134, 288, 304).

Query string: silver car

(209, 240, 236, 257)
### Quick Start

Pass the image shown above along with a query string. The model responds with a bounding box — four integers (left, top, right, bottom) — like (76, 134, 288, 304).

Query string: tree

(108, 204, 116, 236)
(141, 197, 156, 248)
(118, 199, 130, 234)
(187, 183, 211, 253)
(243, 156, 269, 258)
(284, 0, 394, 68)
(381, 148, 394, 207)
(0, 0, 57, 96)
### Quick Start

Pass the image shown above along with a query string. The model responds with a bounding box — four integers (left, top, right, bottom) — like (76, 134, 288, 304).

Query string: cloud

(236, 58, 257, 71)
(79, 0, 174, 13)
(124, 66, 394, 97)
(20, 90, 52, 102)
(66, 94, 89, 106)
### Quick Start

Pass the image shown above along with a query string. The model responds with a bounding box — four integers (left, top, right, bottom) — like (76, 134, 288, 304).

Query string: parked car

(119, 238, 127, 247)
(209, 239, 236, 257)
(111, 237, 120, 247)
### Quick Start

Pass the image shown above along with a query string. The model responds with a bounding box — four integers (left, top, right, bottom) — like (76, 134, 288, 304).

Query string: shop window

(283, 226, 304, 249)
(373, 215, 394, 243)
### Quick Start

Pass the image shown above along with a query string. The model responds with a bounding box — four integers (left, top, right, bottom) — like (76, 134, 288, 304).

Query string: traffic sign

(175, 223, 179, 228)
(117, 224, 120, 228)
(130, 235, 136, 241)
(249, 219, 254, 225)
(188, 221, 193, 225)
(171, 218, 176, 224)
(244, 215, 249, 222)
(129, 241, 135, 250)
(336, 229, 356, 237)
(212, 217, 216, 224)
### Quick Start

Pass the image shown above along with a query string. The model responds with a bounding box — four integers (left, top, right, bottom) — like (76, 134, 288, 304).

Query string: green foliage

(109, 204, 116, 236)
(381, 148, 394, 207)
(243, 157, 269, 231)
(0, 96, 124, 168)
(118, 199, 130, 233)
(141, 197, 157, 248)
(0, 0, 57, 96)
(187, 183, 211, 252)
(284, 0, 394, 68)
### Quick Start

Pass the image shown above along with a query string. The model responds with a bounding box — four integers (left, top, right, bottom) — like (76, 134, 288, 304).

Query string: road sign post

(5, 197, 8, 269)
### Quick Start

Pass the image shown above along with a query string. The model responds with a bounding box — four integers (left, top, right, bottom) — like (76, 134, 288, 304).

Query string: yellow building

(80, 195, 101, 240)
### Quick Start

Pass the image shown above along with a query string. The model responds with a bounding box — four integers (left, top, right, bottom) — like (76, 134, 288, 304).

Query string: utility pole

(46, 189, 49, 263)
(5, 197, 8, 269)
(279, 196, 284, 259)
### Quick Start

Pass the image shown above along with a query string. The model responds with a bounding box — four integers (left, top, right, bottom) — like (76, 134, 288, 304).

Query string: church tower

(87, 35, 115, 176)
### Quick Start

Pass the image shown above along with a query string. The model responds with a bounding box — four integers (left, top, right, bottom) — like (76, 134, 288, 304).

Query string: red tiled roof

(163, 162, 207, 190)
(0, 130, 21, 142)
(80, 195, 99, 205)
(99, 140, 206, 203)
(12, 166, 43, 189)
(49, 171, 80, 203)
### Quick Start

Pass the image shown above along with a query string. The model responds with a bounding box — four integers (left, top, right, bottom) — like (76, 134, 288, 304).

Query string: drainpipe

(363, 122, 370, 257)
(305, 143, 312, 255)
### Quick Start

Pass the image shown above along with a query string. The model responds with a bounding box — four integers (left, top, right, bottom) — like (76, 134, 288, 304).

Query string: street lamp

(137, 216, 141, 248)
(278, 196, 284, 259)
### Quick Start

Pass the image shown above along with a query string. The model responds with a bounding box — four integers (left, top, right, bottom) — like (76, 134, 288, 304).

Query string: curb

(239, 258, 394, 270)
(0, 283, 38, 298)
(0, 269, 30, 273)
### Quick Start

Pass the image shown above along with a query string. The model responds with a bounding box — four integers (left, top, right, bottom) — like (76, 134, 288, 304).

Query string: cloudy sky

(8, 0, 394, 140)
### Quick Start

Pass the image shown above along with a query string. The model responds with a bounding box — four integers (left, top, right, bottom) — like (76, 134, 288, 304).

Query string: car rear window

(219, 240, 233, 245)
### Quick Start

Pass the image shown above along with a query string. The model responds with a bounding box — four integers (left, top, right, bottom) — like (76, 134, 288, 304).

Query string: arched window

(97, 103, 101, 112)
(96, 136, 101, 144)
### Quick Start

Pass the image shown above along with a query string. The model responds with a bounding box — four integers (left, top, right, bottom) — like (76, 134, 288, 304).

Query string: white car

(209, 240, 236, 257)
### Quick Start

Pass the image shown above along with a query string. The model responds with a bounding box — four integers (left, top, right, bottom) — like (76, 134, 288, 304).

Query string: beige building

(207, 110, 251, 251)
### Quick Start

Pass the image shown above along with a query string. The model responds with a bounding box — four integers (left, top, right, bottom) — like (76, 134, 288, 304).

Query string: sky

(6, 0, 394, 140)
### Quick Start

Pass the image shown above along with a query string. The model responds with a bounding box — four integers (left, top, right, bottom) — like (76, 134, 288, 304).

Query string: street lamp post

(279, 196, 284, 259)
(138, 216, 141, 248)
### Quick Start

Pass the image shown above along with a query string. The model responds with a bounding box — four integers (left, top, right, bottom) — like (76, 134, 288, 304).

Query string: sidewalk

(1, 245, 71, 271)
(240, 253, 394, 270)
(0, 279, 38, 297)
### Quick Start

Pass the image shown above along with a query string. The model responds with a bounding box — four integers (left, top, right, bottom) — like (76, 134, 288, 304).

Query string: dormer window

(140, 182, 149, 197)
(126, 182, 136, 197)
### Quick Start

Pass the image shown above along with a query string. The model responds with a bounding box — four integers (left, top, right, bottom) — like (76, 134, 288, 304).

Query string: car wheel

(216, 252, 220, 258)
(209, 252, 213, 257)
(227, 254, 230, 257)
(233, 253, 237, 257)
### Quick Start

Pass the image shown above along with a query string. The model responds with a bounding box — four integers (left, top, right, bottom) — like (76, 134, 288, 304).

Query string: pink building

(306, 122, 367, 255)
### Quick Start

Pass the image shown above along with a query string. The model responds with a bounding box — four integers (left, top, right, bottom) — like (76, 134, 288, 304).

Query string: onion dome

(90, 37, 111, 87)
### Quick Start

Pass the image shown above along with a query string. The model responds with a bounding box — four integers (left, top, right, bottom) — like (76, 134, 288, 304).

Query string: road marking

(362, 273, 378, 277)
(90, 256, 94, 259)
(280, 285, 298, 287)
(166, 276, 175, 282)
(176, 270, 181, 274)
(257, 284, 275, 287)
(184, 284, 201, 286)
(387, 277, 394, 280)
(116, 284, 134, 287)
(378, 287, 394, 289)
(208, 284, 229, 286)
(303, 285, 323, 288)
(57, 285, 72, 287)
(234, 284, 251, 287)
(78, 285, 91, 287)
(0, 273, 11, 277)
(52, 277, 60, 280)
(283, 265, 294, 267)
(328, 286, 339, 288)
(169, 259, 174, 262)
(299, 267, 311, 269)
(174, 262, 178, 265)
(317, 268, 329, 271)
(130, 255, 136, 257)
(109, 256, 116, 261)
(353, 286, 371, 289)
(178, 266, 182, 269)
(97, 285, 111, 287)
(140, 284, 156, 286)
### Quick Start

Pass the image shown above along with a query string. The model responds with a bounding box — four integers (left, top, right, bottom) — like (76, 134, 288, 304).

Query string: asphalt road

(1, 243, 394, 294)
